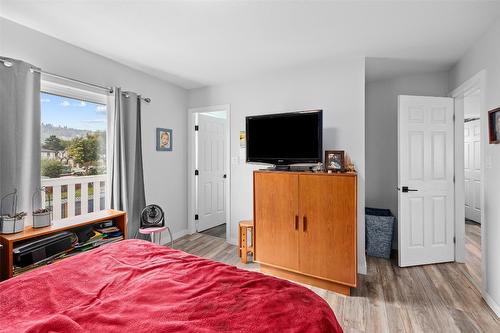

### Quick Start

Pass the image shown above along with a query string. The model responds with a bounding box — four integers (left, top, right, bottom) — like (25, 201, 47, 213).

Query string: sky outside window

(40, 92, 106, 131)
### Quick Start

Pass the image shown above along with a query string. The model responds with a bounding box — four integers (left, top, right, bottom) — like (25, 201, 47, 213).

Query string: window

(40, 82, 108, 219)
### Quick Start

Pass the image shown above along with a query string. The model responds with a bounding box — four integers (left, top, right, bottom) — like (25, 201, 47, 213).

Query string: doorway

(463, 89, 482, 288)
(188, 105, 230, 241)
(450, 70, 486, 295)
(396, 91, 483, 273)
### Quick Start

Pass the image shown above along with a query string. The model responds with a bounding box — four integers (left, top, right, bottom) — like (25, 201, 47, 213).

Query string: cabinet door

(254, 172, 299, 270)
(298, 175, 356, 285)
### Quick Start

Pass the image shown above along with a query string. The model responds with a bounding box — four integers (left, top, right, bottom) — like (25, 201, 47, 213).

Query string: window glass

(40, 91, 107, 217)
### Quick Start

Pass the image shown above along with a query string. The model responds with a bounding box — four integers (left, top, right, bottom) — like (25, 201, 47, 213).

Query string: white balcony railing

(41, 175, 107, 220)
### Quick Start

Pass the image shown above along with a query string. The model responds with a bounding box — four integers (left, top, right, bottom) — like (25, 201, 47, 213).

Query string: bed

(0, 239, 342, 332)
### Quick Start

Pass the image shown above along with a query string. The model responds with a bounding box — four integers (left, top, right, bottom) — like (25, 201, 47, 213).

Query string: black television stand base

(272, 165, 291, 171)
(265, 165, 320, 172)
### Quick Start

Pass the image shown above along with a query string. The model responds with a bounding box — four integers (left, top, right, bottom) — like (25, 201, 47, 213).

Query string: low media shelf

(0, 209, 126, 280)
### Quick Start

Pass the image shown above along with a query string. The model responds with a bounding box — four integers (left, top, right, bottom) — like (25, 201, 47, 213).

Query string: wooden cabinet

(254, 171, 357, 295)
(254, 173, 299, 270)
(298, 175, 357, 286)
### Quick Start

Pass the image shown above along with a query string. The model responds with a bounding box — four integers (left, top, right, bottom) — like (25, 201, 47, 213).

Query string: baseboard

(485, 293, 500, 318)
(159, 229, 188, 246)
(172, 229, 188, 241)
(260, 263, 352, 295)
(358, 256, 367, 275)
(228, 237, 238, 246)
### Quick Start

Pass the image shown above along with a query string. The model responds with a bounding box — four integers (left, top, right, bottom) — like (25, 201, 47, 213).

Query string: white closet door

(464, 119, 481, 223)
(197, 113, 227, 232)
(398, 95, 455, 267)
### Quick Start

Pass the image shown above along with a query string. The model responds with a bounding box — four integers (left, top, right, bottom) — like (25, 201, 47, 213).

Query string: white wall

(464, 91, 481, 118)
(0, 18, 189, 238)
(188, 58, 367, 274)
(449, 16, 500, 316)
(365, 71, 449, 219)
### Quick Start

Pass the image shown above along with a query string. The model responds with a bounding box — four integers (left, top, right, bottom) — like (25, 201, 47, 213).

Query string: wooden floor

(199, 223, 226, 239)
(174, 231, 500, 333)
(465, 220, 481, 289)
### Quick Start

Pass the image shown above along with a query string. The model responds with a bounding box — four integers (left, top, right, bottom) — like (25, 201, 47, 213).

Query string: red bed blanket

(0, 240, 342, 333)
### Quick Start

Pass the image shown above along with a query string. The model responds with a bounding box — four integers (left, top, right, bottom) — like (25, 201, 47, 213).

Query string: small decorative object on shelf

(488, 107, 500, 144)
(311, 163, 323, 172)
(0, 189, 25, 234)
(324, 150, 345, 172)
(32, 187, 52, 229)
(345, 163, 356, 173)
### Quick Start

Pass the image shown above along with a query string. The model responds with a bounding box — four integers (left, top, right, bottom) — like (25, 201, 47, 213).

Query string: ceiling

(1, 1, 500, 89)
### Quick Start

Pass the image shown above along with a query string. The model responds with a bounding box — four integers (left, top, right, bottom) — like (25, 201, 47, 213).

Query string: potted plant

(32, 187, 52, 229)
(0, 189, 25, 234)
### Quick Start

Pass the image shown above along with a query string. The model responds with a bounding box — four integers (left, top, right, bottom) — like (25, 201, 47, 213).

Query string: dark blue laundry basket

(365, 207, 395, 259)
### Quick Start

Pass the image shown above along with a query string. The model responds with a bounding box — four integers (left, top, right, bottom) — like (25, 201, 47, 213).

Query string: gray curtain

(110, 88, 146, 238)
(0, 57, 41, 218)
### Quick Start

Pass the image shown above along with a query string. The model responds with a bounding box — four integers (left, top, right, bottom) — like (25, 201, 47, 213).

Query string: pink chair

(138, 226, 173, 247)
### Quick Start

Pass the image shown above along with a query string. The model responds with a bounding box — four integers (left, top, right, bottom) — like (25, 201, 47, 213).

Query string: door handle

(223, 174, 227, 179)
(303, 216, 307, 232)
(398, 186, 418, 193)
(294, 215, 299, 230)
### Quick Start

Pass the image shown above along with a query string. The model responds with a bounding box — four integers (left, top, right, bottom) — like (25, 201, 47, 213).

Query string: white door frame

(449, 70, 486, 295)
(187, 105, 231, 242)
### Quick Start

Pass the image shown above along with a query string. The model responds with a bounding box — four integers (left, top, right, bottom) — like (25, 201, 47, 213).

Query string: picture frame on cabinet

(324, 150, 344, 172)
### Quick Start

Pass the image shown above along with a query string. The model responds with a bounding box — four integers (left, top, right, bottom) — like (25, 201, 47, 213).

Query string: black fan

(140, 204, 165, 228)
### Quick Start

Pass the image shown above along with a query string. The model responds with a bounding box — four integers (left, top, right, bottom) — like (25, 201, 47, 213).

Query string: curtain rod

(0, 58, 151, 103)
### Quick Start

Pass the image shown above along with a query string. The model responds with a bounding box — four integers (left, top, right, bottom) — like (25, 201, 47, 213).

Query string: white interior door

(464, 119, 481, 223)
(197, 113, 227, 232)
(398, 95, 455, 267)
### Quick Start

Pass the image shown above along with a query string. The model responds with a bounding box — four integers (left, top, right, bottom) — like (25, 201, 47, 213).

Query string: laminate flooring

(199, 223, 227, 239)
(173, 230, 498, 333)
(465, 220, 481, 289)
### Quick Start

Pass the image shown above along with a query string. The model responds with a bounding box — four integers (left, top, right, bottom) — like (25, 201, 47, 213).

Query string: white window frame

(40, 79, 111, 210)
(41, 80, 107, 105)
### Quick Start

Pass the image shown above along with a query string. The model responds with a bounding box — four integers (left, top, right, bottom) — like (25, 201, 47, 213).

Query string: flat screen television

(246, 110, 323, 165)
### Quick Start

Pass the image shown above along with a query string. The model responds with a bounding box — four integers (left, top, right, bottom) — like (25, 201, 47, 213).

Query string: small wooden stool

(238, 220, 254, 263)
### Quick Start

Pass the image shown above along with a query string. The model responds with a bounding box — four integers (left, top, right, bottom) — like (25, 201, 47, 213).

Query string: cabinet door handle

(294, 215, 299, 230)
(303, 216, 307, 232)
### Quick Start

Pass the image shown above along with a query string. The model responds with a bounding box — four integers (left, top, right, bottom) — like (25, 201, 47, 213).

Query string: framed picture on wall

(156, 128, 173, 151)
(324, 150, 344, 172)
(489, 107, 500, 144)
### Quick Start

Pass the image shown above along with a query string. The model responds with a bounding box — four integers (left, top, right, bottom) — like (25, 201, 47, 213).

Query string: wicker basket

(365, 207, 395, 259)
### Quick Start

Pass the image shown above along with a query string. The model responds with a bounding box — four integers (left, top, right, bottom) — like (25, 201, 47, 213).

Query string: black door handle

(399, 186, 418, 193)
(223, 174, 227, 179)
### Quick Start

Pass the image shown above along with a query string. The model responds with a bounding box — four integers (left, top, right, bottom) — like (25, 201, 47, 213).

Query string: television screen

(246, 110, 322, 165)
